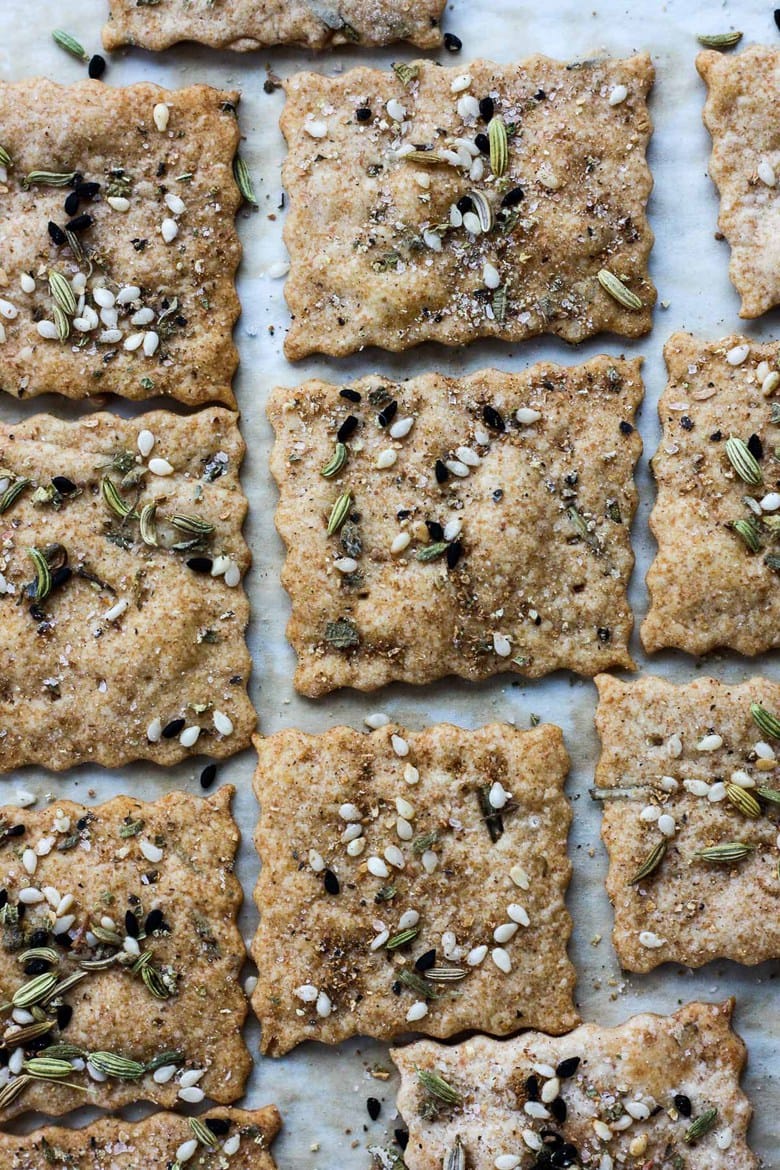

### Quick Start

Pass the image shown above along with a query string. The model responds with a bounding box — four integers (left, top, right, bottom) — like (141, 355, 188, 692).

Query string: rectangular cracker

(0, 787, 250, 1122)
(393, 999, 757, 1170)
(103, 0, 446, 51)
(281, 55, 655, 359)
(268, 360, 643, 697)
(0, 1106, 280, 1168)
(251, 722, 578, 1056)
(0, 80, 241, 406)
(0, 408, 253, 770)
(595, 672, 780, 973)
(697, 47, 780, 318)
(642, 332, 780, 656)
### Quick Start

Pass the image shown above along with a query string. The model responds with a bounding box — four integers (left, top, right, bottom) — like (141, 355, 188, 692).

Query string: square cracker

(0, 787, 251, 1122)
(0, 79, 241, 406)
(0, 1106, 280, 1169)
(251, 722, 578, 1055)
(103, 0, 445, 52)
(393, 999, 757, 1170)
(268, 359, 643, 697)
(642, 332, 780, 656)
(281, 55, 655, 360)
(0, 408, 254, 771)
(595, 672, 780, 973)
(697, 47, 780, 319)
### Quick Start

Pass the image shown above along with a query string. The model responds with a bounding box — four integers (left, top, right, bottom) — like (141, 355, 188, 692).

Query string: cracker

(595, 672, 780, 972)
(103, 0, 445, 52)
(642, 332, 780, 656)
(0, 79, 241, 406)
(0, 787, 251, 1122)
(268, 360, 642, 697)
(281, 55, 655, 359)
(393, 999, 757, 1170)
(0, 1106, 280, 1169)
(0, 408, 253, 770)
(250, 722, 578, 1056)
(697, 46, 780, 318)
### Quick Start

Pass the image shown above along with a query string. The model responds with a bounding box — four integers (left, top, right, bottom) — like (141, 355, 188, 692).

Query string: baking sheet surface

(0, 0, 779, 1165)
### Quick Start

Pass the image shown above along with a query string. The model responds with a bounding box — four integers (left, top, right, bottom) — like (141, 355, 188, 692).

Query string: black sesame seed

(534, 89, 547, 101)
(323, 868, 340, 895)
(53, 931, 72, 949)
(64, 190, 81, 217)
(474, 132, 490, 154)
(478, 96, 495, 121)
(426, 520, 444, 541)
(619, 420, 634, 435)
(747, 433, 764, 460)
(0, 890, 6, 908)
(162, 717, 186, 739)
(443, 32, 462, 51)
(356, 107, 372, 122)
(145, 908, 165, 933)
(556, 1055, 580, 1078)
(76, 816, 89, 831)
(435, 459, 449, 484)
(186, 556, 214, 574)
(525, 1074, 540, 1101)
(65, 213, 94, 234)
(200, 762, 217, 790)
(340, 388, 362, 403)
(88, 54, 106, 79)
(552, 1144, 579, 1168)
(125, 909, 139, 938)
(24, 958, 50, 976)
(337, 415, 359, 442)
(397, 509, 411, 520)
(0, 1049, 7, 1067)
(492, 488, 504, 502)
(367, 1097, 381, 1121)
(414, 948, 436, 971)
(6, 824, 25, 838)
(550, 1096, 567, 1124)
(776, 8, 780, 32)
(674, 1093, 692, 1117)
(48, 221, 67, 246)
(446, 540, 463, 569)
(205, 1118, 231, 1136)
(710, 430, 722, 442)
(52, 475, 77, 495)
(680, 416, 694, 431)
(29, 928, 48, 947)
(51, 566, 72, 590)
(378, 401, 398, 427)
(16, 902, 26, 920)
(597, 627, 611, 643)
(501, 186, 525, 208)
(76, 181, 101, 202)
(482, 403, 506, 432)
(395, 1129, 409, 1150)
(456, 196, 474, 216)
(56, 1003, 73, 1029)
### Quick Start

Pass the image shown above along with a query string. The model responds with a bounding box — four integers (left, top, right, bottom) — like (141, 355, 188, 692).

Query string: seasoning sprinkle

(321, 442, 348, 478)
(628, 836, 667, 885)
(23, 1057, 73, 1079)
(87, 1051, 146, 1080)
(487, 116, 508, 176)
(731, 517, 761, 553)
(467, 189, 494, 232)
(26, 546, 53, 603)
(597, 268, 643, 310)
(693, 842, 754, 863)
(393, 62, 419, 87)
(101, 476, 135, 520)
(397, 969, 440, 999)
(724, 783, 761, 819)
(725, 436, 763, 485)
(48, 271, 77, 317)
(444, 1136, 466, 1170)
(26, 171, 79, 189)
(757, 786, 780, 806)
(416, 541, 449, 563)
(684, 1106, 718, 1143)
(170, 514, 215, 537)
(0, 477, 31, 515)
(697, 31, 743, 47)
(386, 927, 420, 950)
(0, 146, 11, 168)
(52, 29, 89, 61)
(425, 966, 468, 982)
(52, 304, 70, 342)
(232, 156, 257, 205)
(189, 1116, 218, 1149)
(417, 1068, 461, 1106)
(139, 502, 158, 547)
(327, 491, 352, 536)
(750, 701, 780, 739)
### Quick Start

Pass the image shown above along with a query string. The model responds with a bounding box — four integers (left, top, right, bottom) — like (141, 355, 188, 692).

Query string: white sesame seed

(376, 448, 398, 469)
(422, 228, 443, 252)
(123, 936, 141, 957)
(533, 1063, 556, 1079)
(507, 903, 530, 926)
(391, 532, 411, 554)
(179, 725, 200, 748)
(152, 1063, 177, 1084)
(696, 733, 723, 752)
(223, 1134, 241, 1155)
(625, 1100, 651, 1120)
(367, 856, 390, 878)
(611, 1115, 633, 1132)
(406, 1000, 428, 1022)
(638, 930, 666, 949)
(457, 94, 480, 120)
(608, 84, 628, 106)
(492, 632, 512, 657)
(100, 307, 118, 329)
(524, 1101, 550, 1120)
(164, 192, 186, 216)
(441, 931, 457, 958)
(180, 1069, 205, 1087)
(295, 983, 319, 1002)
(43, 886, 61, 907)
(37, 320, 59, 340)
(107, 195, 130, 213)
(658, 775, 678, 791)
(12, 1008, 35, 1025)
(36, 837, 55, 856)
(364, 712, 390, 729)
(657, 813, 676, 837)
(488, 780, 509, 809)
(398, 910, 420, 930)
(522, 1130, 543, 1152)
(178, 1086, 205, 1103)
(54, 914, 76, 934)
(14, 790, 36, 808)
(483, 261, 501, 289)
(516, 407, 543, 425)
(758, 159, 777, 187)
(384, 845, 405, 869)
(148, 457, 174, 477)
(22, 849, 37, 875)
(389, 417, 414, 440)
(466, 944, 488, 966)
(124, 332, 145, 352)
(99, 330, 123, 344)
(451, 73, 472, 93)
(304, 118, 328, 138)
(9, 1048, 24, 1075)
(541, 1076, 561, 1104)
(18, 888, 44, 904)
(339, 803, 361, 822)
(493, 922, 518, 943)
(761, 493, 780, 512)
(443, 519, 462, 542)
(455, 446, 480, 467)
(510, 865, 530, 889)
(347, 838, 366, 857)
(462, 211, 482, 235)
(176, 1139, 198, 1163)
(146, 718, 162, 743)
(494, 1157, 521, 1170)
(104, 598, 128, 623)
(755, 741, 776, 760)
(316, 990, 332, 1017)
(491, 946, 512, 973)
(391, 734, 409, 757)
(93, 287, 116, 309)
(386, 99, 406, 122)
(593, 1120, 613, 1142)
(396, 817, 413, 840)
(266, 260, 290, 279)
(725, 344, 749, 367)
(421, 850, 438, 873)
(730, 769, 755, 788)
(224, 562, 241, 588)
(450, 204, 464, 228)
(116, 285, 141, 305)
(684, 779, 710, 797)
(470, 156, 484, 181)
(131, 307, 155, 326)
(640, 805, 660, 822)
(214, 710, 234, 737)
(56, 893, 75, 916)
(140, 839, 164, 863)
(341, 824, 362, 843)
(153, 102, 170, 132)
(404, 764, 419, 784)
(161, 218, 179, 244)
(137, 429, 155, 457)
(20, 273, 35, 294)
(715, 1127, 733, 1151)
(707, 782, 726, 802)
(396, 796, 415, 819)
(762, 371, 780, 396)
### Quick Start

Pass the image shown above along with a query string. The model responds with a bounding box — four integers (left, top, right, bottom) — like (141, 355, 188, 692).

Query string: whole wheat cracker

(595, 672, 780, 973)
(0, 408, 253, 771)
(0, 788, 250, 1122)
(642, 332, 780, 657)
(0, 1107, 280, 1170)
(103, 0, 445, 51)
(268, 360, 642, 697)
(251, 722, 578, 1056)
(393, 999, 757, 1170)
(697, 46, 780, 318)
(0, 79, 242, 406)
(281, 55, 655, 359)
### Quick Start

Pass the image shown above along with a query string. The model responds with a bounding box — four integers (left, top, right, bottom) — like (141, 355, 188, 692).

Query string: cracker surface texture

(251, 722, 578, 1055)
(0, 409, 253, 770)
(393, 999, 757, 1170)
(698, 46, 780, 318)
(269, 361, 642, 697)
(0, 1106, 280, 1168)
(0, 788, 250, 1122)
(281, 55, 655, 359)
(596, 673, 780, 972)
(0, 80, 241, 405)
(103, 0, 445, 51)
(642, 332, 780, 656)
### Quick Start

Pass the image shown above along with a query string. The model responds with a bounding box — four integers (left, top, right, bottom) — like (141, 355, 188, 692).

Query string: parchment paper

(0, 0, 778, 1166)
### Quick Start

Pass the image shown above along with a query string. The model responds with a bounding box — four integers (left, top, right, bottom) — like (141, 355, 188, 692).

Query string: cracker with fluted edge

(0, 408, 253, 771)
(595, 672, 780, 973)
(103, 0, 445, 52)
(393, 1000, 757, 1170)
(0, 79, 241, 406)
(698, 46, 780, 318)
(642, 332, 780, 657)
(268, 360, 642, 697)
(281, 55, 655, 359)
(0, 787, 251, 1122)
(251, 722, 578, 1056)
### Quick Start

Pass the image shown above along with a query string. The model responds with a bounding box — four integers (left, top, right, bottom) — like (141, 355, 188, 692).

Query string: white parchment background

(0, 0, 779, 1165)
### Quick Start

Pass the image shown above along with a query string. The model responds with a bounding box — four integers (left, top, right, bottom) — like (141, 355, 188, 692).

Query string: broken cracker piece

(251, 722, 578, 1056)
(698, 46, 780, 318)
(596, 672, 780, 972)
(103, 0, 445, 51)
(394, 999, 757, 1170)
(281, 55, 655, 360)
(0, 408, 253, 771)
(0, 787, 250, 1122)
(642, 332, 780, 657)
(0, 79, 242, 405)
(268, 360, 642, 697)
(0, 1106, 280, 1168)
